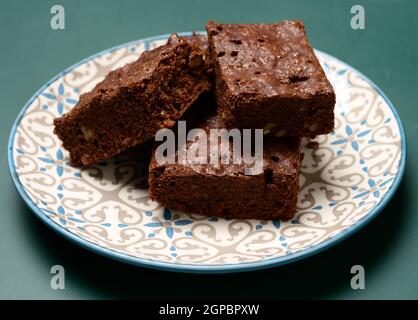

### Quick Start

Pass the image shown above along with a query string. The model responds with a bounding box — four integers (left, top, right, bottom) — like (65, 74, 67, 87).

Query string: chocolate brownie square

(54, 34, 210, 166)
(148, 108, 302, 221)
(206, 20, 335, 137)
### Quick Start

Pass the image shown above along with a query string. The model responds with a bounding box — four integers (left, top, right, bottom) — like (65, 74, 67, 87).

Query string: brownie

(170, 32, 213, 80)
(148, 110, 302, 220)
(54, 34, 210, 166)
(179, 32, 208, 53)
(206, 20, 335, 138)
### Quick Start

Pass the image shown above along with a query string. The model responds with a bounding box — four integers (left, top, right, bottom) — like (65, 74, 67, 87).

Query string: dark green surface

(0, 0, 417, 299)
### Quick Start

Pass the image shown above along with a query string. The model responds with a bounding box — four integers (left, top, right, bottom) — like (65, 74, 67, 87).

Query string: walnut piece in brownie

(148, 108, 302, 221)
(54, 34, 210, 166)
(206, 20, 335, 138)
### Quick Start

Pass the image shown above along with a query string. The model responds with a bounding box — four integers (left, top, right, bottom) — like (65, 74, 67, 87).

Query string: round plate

(8, 32, 406, 273)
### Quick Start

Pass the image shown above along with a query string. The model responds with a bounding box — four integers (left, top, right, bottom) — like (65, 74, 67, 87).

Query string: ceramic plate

(8, 33, 406, 273)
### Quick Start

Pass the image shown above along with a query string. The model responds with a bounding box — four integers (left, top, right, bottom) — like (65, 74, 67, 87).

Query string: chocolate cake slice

(54, 34, 210, 166)
(206, 20, 335, 137)
(148, 105, 302, 221)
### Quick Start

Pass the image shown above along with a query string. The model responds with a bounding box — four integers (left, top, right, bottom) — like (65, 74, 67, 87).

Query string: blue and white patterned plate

(8, 33, 406, 273)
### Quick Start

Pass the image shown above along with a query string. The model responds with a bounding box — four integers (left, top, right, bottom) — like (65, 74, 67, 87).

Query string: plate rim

(8, 32, 407, 274)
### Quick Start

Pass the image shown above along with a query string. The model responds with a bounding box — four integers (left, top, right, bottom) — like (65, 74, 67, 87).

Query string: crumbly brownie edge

(222, 94, 336, 137)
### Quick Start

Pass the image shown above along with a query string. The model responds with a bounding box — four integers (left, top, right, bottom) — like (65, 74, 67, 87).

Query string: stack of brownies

(54, 20, 335, 221)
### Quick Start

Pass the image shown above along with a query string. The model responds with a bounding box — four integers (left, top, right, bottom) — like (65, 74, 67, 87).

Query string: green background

(0, 0, 417, 299)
